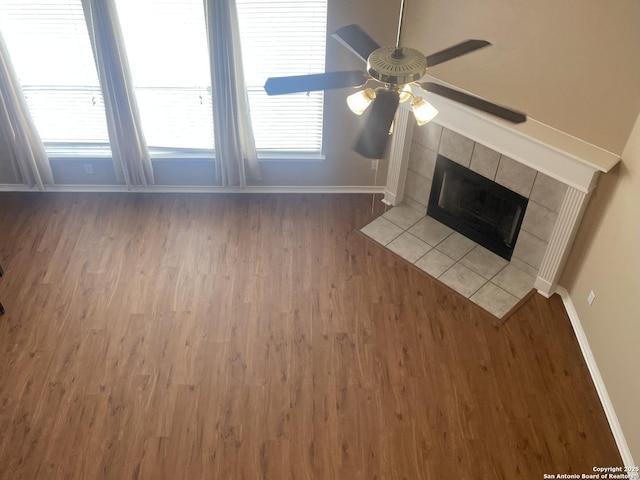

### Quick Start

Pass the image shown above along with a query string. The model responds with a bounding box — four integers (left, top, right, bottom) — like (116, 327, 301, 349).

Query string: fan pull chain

(371, 162, 379, 214)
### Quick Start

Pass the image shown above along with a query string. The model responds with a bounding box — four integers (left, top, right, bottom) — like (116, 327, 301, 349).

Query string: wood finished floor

(0, 192, 621, 479)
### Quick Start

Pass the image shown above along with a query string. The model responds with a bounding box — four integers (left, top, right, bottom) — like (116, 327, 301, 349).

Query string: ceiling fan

(263, 0, 527, 159)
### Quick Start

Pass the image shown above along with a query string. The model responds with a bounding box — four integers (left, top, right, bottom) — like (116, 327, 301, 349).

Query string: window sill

(151, 150, 326, 163)
(151, 150, 325, 162)
(150, 149, 214, 161)
(46, 145, 112, 158)
(45, 146, 324, 163)
(257, 152, 325, 163)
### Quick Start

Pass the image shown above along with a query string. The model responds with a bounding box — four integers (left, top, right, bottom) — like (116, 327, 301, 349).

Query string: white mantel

(384, 77, 621, 297)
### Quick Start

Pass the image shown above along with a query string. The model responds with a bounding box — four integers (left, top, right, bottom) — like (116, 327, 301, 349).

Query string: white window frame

(1, 0, 329, 163)
(236, 0, 328, 160)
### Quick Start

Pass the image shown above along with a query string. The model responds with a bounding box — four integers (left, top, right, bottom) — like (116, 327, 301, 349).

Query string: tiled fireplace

(362, 92, 620, 319)
(407, 123, 567, 274)
(362, 122, 568, 318)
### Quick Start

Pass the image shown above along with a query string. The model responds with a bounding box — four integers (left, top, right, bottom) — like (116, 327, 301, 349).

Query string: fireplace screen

(427, 155, 528, 260)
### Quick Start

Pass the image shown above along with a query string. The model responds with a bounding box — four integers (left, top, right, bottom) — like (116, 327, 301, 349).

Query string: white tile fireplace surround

(377, 91, 621, 303)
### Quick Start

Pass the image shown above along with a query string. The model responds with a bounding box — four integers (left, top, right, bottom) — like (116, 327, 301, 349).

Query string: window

(0, 0, 327, 157)
(115, 0, 214, 152)
(236, 0, 327, 153)
(0, 0, 110, 149)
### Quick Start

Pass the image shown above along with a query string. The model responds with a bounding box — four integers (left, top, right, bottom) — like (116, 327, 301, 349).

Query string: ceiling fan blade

(354, 90, 400, 159)
(332, 24, 381, 63)
(421, 82, 527, 123)
(264, 70, 367, 95)
(426, 39, 491, 67)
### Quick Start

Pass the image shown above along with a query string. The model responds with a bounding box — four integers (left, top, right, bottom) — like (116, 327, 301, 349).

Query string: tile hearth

(361, 203, 536, 320)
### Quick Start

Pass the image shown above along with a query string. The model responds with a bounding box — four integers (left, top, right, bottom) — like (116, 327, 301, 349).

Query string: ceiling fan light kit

(346, 88, 376, 115)
(398, 84, 413, 103)
(411, 96, 439, 125)
(263, 0, 526, 159)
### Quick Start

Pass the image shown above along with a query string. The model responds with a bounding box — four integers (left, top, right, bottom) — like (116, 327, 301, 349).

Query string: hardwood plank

(0, 192, 622, 479)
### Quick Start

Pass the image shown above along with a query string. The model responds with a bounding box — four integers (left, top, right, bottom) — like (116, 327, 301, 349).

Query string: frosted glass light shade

(412, 97, 438, 125)
(347, 88, 376, 115)
(398, 84, 412, 103)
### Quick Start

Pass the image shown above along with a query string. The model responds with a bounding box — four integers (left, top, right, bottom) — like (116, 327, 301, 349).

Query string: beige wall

(561, 113, 640, 462)
(402, 0, 640, 154)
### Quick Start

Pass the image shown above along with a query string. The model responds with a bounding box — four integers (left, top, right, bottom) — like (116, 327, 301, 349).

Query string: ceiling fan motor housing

(367, 46, 427, 85)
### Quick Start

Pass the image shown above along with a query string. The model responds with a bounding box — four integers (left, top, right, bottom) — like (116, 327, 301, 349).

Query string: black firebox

(427, 155, 528, 260)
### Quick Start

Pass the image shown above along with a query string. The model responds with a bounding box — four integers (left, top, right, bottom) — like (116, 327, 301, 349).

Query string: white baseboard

(534, 276, 554, 298)
(556, 287, 637, 475)
(0, 184, 386, 194)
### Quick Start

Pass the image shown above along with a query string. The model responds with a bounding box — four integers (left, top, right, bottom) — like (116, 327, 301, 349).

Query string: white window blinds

(0, 0, 327, 156)
(236, 0, 327, 153)
(0, 0, 110, 147)
(114, 0, 214, 151)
